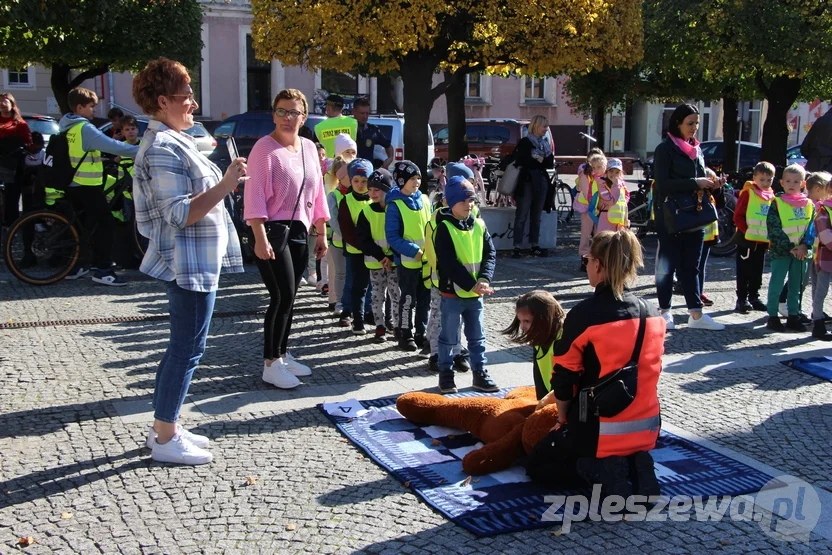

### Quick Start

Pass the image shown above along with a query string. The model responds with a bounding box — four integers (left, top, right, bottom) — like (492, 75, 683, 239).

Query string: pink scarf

(751, 185, 775, 202)
(669, 134, 700, 160)
(780, 192, 810, 208)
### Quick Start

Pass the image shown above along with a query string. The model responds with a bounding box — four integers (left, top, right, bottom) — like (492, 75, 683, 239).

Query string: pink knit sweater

(244, 135, 330, 229)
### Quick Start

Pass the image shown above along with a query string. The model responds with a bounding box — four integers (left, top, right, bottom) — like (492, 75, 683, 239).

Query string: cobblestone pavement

(2, 221, 832, 554)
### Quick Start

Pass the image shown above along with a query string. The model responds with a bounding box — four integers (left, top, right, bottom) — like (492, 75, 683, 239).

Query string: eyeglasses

(274, 108, 305, 120)
(169, 92, 196, 103)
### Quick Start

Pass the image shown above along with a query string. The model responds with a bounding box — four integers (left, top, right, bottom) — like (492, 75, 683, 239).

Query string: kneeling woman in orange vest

(538, 229, 665, 498)
(502, 290, 565, 401)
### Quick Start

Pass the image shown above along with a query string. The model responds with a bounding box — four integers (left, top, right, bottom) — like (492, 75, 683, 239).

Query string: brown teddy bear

(396, 386, 559, 476)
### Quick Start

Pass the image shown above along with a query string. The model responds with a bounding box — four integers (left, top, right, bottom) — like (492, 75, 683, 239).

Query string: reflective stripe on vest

(331, 189, 345, 248)
(576, 176, 599, 206)
(598, 414, 661, 436)
(422, 212, 439, 289)
(442, 217, 485, 298)
(66, 122, 104, 186)
(774, 197, 814, 246)
(363, 204, 391, 269)
(745, 191, 773, 243)
(394, 199, 431, 269)
(344, 192, 370, 254)
(533, 337, 558, 393)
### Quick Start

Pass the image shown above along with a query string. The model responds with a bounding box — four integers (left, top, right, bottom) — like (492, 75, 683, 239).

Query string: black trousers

(349, 253, 370, 326)
(736, 242, 767, 302)
(254, 221, 308, 360)
(65, 185, 114, 269)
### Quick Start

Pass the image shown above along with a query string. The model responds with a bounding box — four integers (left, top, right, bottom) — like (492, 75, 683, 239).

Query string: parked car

(787, 144, 807, 167)
(432, 118, 555, 162)
(22, 114, 59, 145)
(699, 140, 762, 171)
(98, 117, 217, 156)
(210, 111, 434, 171)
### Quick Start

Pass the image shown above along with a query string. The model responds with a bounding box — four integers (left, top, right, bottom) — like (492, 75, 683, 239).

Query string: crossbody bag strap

(629, 298, 647, 365)
(286, 140, 307, 222)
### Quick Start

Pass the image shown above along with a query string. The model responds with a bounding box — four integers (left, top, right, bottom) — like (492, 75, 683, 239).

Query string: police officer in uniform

(353, 97, 393, 169)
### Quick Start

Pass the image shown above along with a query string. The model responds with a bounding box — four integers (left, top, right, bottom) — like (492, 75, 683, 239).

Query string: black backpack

(39, 130, 87, 192)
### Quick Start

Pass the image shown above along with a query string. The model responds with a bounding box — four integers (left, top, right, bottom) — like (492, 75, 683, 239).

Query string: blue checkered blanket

(320, 390, 777, 536)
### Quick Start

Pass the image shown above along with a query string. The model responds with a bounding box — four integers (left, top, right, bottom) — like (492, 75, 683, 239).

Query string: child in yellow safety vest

(594, 158, 630, 233)
(765, 164, 816, 332)
(502, 290, 565, 401)
(337, 158, 374, 334)
(433, 176, 497, 394)
(575, 150, 605, 272)
(326, 157, 350, 315)
(424, 162, 476, 373)
(733, 161, 775, 314)
(356, 168, 400, 342)
(808, 172, 832, 340)
(698, 168, 720, 307)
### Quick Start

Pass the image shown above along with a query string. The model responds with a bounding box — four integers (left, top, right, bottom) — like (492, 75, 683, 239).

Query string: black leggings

(254, 221, 308, 360)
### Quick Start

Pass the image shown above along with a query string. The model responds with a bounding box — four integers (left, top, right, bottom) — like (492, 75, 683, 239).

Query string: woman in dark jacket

(652, 104, 724, 331)
(513, 115, 554, 258)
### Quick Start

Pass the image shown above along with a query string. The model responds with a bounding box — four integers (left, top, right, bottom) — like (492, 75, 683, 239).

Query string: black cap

(368, 168, 394, 192)
(326, 94, 344, 107)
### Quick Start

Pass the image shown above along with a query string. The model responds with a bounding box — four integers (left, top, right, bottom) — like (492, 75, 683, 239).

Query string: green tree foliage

(0, 0, 203, 114)
(251, 0, 643, 173)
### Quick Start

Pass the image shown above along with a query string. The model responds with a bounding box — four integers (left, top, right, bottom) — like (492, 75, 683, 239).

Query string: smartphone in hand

(227, 137, 239, 162)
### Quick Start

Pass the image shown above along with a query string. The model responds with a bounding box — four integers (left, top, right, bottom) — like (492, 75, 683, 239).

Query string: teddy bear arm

(461, 421, 526, 476)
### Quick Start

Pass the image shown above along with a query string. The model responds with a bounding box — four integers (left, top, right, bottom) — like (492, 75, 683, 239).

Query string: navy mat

(782, 356, 832, 382)
(320, 390, 779, 537)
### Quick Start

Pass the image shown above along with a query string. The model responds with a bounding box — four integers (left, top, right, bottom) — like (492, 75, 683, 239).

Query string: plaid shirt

(133, 119, 243, 292)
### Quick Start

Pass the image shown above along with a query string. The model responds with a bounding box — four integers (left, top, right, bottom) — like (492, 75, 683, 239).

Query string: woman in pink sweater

(245, 89, 330, 389)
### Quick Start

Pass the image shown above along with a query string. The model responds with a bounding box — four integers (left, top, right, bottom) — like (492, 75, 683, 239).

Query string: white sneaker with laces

(688, 313, 725, 330)
(299, 277, 308, 287)
(146, 425, 209, 450)
(150, 433, 212, 465)
(661, 311, 675, 330)
(283, 352, 312, 376)
(778, 302, 788, 317)
(263, 360, 301, 388)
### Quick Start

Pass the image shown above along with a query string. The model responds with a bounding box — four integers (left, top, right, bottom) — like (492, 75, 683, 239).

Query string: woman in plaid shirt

(132, 58, 247, 466)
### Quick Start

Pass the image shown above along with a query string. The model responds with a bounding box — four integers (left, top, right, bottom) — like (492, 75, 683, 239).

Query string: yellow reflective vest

(745, 191, 773, 243)
(442, 217, 486, 298)
(66, 122, 104, 187)
(393, 199, 431, 269)
(343, 192, 370, 254)
(362, 204, 393, 269)
(330, 189, 345, 248)
(314, 116, 358, 158)
(774, 197, 814, 248)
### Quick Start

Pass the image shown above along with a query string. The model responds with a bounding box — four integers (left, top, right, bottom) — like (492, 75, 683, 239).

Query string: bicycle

(3, 160, 144, 285)
(627, 160, 655, 237)
(550, 161, 574, 225)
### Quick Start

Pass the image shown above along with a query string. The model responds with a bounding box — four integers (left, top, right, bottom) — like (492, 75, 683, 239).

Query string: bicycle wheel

(710, 200, 738, 257)
(4, 210, 81, 285)
(555, 182, 574, 223)
(132, 218, 148, 257)
(627, 198, 651, 238)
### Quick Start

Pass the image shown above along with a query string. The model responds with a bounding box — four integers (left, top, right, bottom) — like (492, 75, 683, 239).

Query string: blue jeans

(342, 252, 371, 314)
(655, 228, 704, 311)
(153, 281, 217, 423)
(438, 296, 486, 374)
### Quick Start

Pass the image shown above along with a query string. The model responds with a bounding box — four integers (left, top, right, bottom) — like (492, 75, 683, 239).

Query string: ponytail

(589, 229, 644, 300)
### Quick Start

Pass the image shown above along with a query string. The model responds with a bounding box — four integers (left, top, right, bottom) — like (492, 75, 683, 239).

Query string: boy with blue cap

(434, 176, 498, 394)
(338, 158, 374, 333)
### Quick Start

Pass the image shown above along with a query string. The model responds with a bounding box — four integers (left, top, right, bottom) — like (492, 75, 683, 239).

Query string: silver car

(98, 117, 217, 156)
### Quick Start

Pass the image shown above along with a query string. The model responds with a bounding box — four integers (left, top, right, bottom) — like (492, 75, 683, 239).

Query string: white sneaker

(779, 303, 788, 317)
(151, 433, 212, 465)
(283, 352, 312, 376)
(300, 277, 308, 287)
(687, 313, 725, 330)
(661, 311, 675, 330)
(263, 361, 301, 388)
(146, 425, 209, 450)
(307, 274, 317, 287)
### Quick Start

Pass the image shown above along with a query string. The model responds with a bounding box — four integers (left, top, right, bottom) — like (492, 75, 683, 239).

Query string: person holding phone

(245, 89, 330, 390)
(132, 58, 247, 465)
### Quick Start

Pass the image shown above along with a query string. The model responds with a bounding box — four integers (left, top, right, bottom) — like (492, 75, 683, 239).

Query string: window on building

(524, 77, 545, 101)
(246, 35, 271, 111)
(321, 69, 358, 95)
(4, 67, 35, 89)
(465, 74, 481, 99)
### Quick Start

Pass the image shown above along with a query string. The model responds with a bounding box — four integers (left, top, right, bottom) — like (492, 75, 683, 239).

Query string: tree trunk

(51, 64, 73, 116)
(721, 95, 739, 173)
(444, 70, 468, 162)
(757, 75, 802, 167)
(400, 55, 438, 187)
(593, 104, 605, 153)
